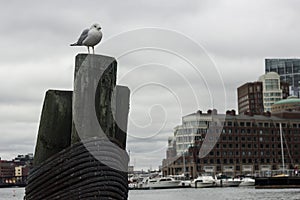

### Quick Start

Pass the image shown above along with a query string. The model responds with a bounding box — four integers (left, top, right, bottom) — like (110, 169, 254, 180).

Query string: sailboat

(255, 122, 300, 188)
(272, 123, 288, 177)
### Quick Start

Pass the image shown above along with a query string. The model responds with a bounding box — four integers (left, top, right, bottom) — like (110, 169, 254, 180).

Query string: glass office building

(265, 59, 300, 97)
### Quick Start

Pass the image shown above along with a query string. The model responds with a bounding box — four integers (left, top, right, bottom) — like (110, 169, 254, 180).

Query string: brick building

(0, 161, 15, 177)
(162, 110, 300, 178)
(237, 72, 289, 114)
(238, 82, 264, 115)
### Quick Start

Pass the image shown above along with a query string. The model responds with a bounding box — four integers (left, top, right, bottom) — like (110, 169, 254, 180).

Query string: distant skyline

(1, 0, 300, 170)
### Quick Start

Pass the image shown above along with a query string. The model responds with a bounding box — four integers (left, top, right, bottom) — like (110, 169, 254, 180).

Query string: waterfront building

(265, 58, 300, 97)
(0, 161, 15, 178)
(0, 153, 33, 179)
(15, 166, 22, 177)
(237, 72, 289, 114)
(162, 109, 300, 178)
(166, 136, 176, 159)
(164, 110, 218, 161)
(15, 165, 29, 177)
(271, 96, 300, 113)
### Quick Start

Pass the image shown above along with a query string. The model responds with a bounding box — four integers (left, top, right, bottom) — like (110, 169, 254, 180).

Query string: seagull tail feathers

(70, 43, 79, 46)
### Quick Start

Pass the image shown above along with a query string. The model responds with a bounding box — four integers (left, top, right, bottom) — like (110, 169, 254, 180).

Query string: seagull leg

(92, 46, 95, 54)
(87, 46, 90, 54)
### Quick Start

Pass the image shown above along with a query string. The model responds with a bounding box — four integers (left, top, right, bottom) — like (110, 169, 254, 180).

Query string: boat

(255, 123, 300, 189)
(215, 174, 242, 187)
(169, 174, 191, 187)
(272, 174, 289, 177)
(239, 177, 255, 186)
(146, 177, 182, 189)
(128, 176, 141, 189)
(191, 175, 216, 188)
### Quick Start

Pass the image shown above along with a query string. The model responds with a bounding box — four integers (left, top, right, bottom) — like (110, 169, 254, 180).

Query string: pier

(255, 177, 300, 189)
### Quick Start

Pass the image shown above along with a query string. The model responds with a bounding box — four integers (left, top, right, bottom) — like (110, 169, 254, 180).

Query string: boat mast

(183, 129, 186, 176)
(279, 123, 285, 174)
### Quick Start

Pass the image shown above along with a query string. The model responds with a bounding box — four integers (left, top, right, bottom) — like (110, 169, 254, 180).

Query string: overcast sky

(1, 0, 300, 170)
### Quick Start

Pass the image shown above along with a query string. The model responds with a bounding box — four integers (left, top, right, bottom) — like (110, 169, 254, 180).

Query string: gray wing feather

(76, 29, 89, 45)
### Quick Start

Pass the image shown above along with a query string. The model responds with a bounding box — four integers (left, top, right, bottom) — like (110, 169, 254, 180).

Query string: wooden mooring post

(25, 54, 130, 200)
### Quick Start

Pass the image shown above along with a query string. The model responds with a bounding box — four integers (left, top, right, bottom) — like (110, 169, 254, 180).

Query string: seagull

(70, 23, 102, 54)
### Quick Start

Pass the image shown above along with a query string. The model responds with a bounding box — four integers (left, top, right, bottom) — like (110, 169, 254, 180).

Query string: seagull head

(91, 23, 101, 31)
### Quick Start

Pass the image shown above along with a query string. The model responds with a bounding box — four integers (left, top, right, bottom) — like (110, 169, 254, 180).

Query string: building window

(265, 79, 279, 90)
(264, 123, 269, 127)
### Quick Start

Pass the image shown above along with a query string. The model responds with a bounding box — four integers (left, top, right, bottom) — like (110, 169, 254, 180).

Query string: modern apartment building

(258, 72, 289, 112)
(265, 58, 300, 97)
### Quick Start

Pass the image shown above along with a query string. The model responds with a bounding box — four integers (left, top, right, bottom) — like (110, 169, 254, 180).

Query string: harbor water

(129, 188, 300, 200)
(1, 187, 300, 199)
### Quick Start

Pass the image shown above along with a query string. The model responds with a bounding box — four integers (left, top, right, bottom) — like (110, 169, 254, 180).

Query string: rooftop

(273, 96, 300, 105)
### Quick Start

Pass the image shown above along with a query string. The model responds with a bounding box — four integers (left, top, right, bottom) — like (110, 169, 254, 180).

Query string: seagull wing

(71, 28, 89, 46)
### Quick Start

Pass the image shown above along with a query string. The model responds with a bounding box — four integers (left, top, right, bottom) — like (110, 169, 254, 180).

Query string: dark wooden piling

(26, 54, 130, 199)
(114, 85, 130, 149)
(33, 90, 72, 166)
(71, 54, 118, 145)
